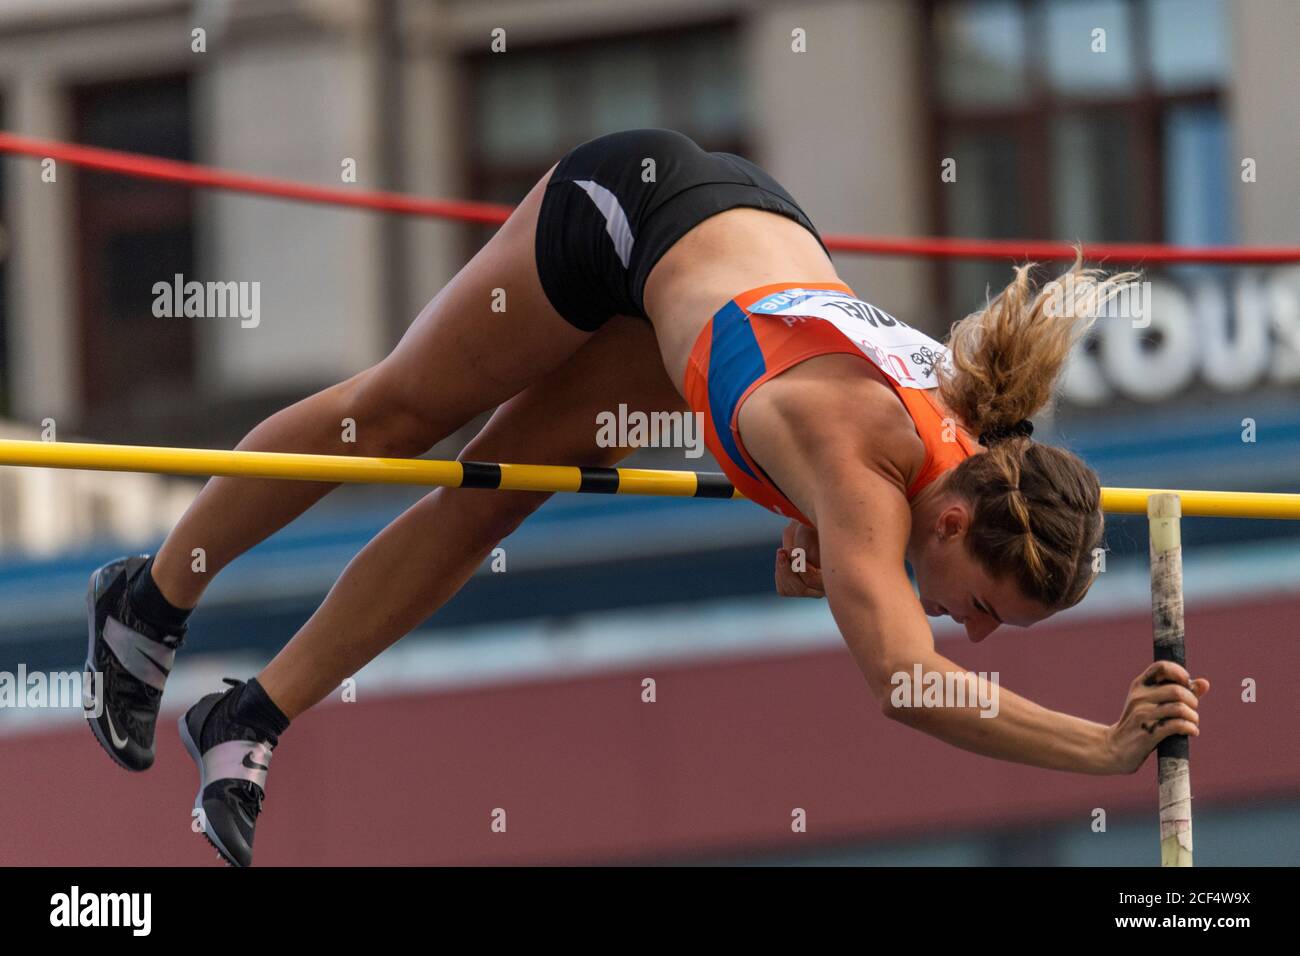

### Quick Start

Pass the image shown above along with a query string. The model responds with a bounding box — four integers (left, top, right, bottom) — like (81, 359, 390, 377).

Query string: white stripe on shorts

(572, 179, 635, 269)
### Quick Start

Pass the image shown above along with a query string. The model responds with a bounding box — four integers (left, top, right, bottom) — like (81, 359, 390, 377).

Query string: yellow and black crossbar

(0, 439, 738, 499)
(2, 439, 1300, 519)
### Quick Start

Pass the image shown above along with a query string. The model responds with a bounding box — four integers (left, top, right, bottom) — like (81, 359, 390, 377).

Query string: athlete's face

(911, 504, 1054, 642)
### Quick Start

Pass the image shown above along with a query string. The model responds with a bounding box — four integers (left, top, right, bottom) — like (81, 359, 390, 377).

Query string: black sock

(126, 556, 194, 634)
(229, 677, 291, 742)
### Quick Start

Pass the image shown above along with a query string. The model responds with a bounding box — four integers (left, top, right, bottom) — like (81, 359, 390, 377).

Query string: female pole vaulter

(82, 129, 1208, 865)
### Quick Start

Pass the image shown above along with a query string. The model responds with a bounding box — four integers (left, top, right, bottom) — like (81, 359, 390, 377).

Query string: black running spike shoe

(84, 555, 186, 771)
(179, 679, 276, 867)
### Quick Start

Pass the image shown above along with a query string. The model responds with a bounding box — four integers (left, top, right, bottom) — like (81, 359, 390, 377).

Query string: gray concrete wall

(746, 0, 933, 327)
(197, 15, 387, 394)
(1228, 0, 1300, 246)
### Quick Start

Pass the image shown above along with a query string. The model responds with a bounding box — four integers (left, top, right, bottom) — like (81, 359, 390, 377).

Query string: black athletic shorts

(534, 128, 827, 332)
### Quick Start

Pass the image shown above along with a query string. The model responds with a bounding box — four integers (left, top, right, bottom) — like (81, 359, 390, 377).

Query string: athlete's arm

(740, 378, 1202, 775)
(813, 456, 1126, 772)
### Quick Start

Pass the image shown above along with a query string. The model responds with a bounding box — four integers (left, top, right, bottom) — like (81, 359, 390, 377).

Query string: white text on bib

(748, 289, 949, 390)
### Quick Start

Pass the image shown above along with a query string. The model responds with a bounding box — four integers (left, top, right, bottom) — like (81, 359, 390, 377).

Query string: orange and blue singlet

(683, 282, 982, 526)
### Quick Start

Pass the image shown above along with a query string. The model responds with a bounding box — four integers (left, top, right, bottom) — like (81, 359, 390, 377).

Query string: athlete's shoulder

(741, 353, 924, 487)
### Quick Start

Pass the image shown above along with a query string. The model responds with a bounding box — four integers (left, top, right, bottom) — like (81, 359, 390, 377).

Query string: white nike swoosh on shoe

(104, 707, 130, 750)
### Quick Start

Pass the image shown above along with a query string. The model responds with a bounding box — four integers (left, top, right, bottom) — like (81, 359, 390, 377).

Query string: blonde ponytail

(938, 250, 1140, 441)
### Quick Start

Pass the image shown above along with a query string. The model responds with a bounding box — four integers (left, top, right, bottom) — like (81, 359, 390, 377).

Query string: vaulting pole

(1148, 493, 1193, 867)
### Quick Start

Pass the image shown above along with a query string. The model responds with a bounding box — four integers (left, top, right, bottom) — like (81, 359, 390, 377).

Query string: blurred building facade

(0, 0, 1298, 865)
(1, 0, 1297, 447)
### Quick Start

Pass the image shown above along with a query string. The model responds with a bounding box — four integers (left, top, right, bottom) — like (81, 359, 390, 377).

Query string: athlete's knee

(451, 489, 550, 552)
(342, 363, 452, 456)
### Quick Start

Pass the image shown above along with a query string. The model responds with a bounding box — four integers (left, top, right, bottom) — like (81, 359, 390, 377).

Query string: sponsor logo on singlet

(748, 288, 951, 390)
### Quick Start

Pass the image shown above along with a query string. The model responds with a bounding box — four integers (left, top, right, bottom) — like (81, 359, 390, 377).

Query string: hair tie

(979, 419, 1034, 446)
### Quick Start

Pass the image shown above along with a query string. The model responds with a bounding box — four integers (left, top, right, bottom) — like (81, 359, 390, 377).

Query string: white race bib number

(748, 289, 949, 389)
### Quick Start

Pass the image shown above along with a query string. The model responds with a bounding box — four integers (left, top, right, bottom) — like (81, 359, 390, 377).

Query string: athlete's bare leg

(148, 167, 586, 609)
(257, 316, 686, 718)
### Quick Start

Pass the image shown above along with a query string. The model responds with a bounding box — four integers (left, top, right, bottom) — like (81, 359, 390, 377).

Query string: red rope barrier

(820, 232, 1300, 265)
(3, 130, 1299, 263)
(0, 131, 513, 225)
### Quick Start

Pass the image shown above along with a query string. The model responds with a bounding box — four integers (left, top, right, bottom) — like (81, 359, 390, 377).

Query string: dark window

(72, 74, 195, 438)
(461, 22, 749, 250)
(928, 0, 1231, 313)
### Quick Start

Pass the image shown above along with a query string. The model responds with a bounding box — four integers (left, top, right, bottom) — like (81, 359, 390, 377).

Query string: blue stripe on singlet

(706, 300, 766, 481)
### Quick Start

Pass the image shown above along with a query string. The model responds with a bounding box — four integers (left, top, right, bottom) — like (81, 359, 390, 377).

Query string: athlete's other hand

(1104, 661, 1209, 774)
(775, 520, 824, 598)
